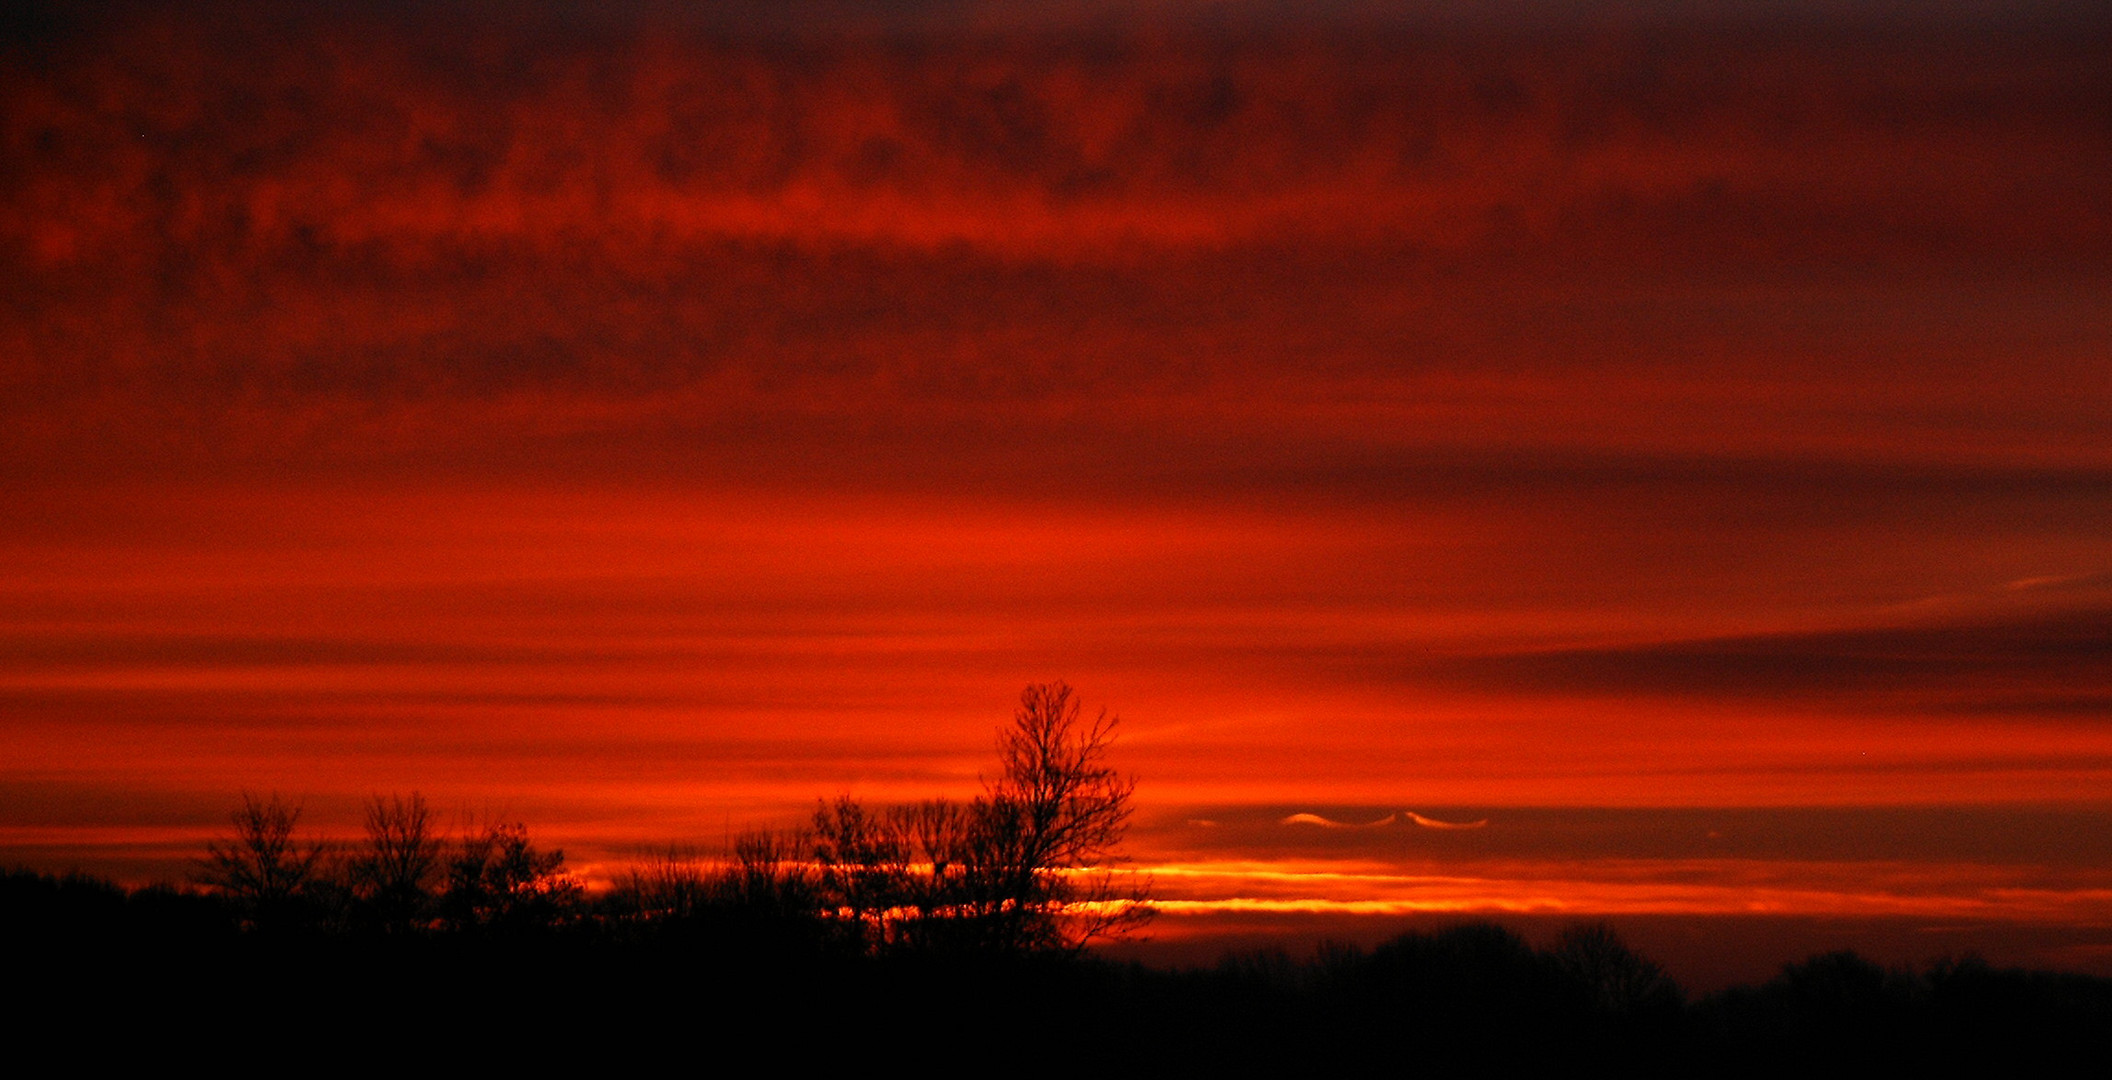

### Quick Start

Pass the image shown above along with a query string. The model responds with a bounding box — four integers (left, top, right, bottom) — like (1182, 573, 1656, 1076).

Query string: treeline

(165, 683, 1148, 956)
(1147, 924, 2112, 1073)
(191, 792, 581, 937)
(7, 865, 2109, 1072)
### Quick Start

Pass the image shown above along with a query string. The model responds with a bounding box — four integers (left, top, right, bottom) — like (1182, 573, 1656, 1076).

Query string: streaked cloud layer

(3, 1, 2109, 965)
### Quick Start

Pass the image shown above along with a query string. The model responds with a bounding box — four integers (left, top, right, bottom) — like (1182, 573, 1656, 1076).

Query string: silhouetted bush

(439, 818, 581, 933)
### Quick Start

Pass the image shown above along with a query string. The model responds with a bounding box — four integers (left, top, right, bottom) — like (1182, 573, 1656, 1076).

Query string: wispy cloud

(2006, 571, 2112, 594)
(1405, 811, 1488, 830)
(1282, 812, 1396, 829)
(1418, 605, 2112, 707)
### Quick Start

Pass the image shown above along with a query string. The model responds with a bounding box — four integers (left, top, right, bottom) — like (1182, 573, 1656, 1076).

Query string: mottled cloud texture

(5, 1, 2107, 476)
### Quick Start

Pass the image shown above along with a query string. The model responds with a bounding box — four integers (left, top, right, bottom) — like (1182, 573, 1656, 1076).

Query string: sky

(4, 0, 2110, 985)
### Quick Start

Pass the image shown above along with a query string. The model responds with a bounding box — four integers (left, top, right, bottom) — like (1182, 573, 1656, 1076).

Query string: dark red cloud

(1410, 600, 2112, 708)
(8, 4, 2103, 262)
(4, 3, 2107, 485)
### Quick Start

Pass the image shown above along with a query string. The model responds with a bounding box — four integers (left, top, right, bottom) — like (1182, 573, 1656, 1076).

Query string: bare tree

(615, 846, 714, 922)
(990, 683, 1134, 867)
(197, 792, 331, 929)
(968, 682, 1152, 951)
(812, 795, 915, 949)
(751, 682, 1152, 955)
(723, 826, 825, 936)
(1552, 922, 1683, 1015)
(347, 792, 440, 932)
(890, 798, 976, 947)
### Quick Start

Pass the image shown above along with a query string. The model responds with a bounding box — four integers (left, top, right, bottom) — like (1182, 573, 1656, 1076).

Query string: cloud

(1405, 811, 1487, 830)
(1282, 812, 1395, 829)
(1147, 806, 2112, 867)
(1277, 810, 1486, 830)
(6, 5, 2104, 270)
(4, 5, 2106, 488)
(1421, 605, 2112, 706)
(2007, 572, 2112, 594)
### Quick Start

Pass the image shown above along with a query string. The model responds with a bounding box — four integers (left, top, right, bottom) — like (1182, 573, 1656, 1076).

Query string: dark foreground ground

(7, 869, 2108, 1073)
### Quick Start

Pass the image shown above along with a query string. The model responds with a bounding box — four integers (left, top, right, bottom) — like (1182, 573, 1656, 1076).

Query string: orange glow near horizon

(5, 2, 2112, 976)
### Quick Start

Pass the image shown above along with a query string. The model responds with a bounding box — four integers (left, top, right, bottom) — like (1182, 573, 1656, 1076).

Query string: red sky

(4, 1, 2110, 982)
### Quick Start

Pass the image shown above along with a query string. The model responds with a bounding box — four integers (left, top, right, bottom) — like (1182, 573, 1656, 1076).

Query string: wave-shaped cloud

(1405, 811, 1489, 830)
(1281, 812, 1396, 829)
(1279, 810, 1487, 830)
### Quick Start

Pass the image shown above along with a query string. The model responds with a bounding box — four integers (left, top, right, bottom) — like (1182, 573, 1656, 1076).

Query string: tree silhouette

(615, 846, 714, 922)
(811, 795, 911, 951)
(196, 792, 330, 930)
(787, 682, 1152, 954)
(441, 819, 580, 932)
(1552, 921, 1684, 1016)
(347, 792, 440, 933)
(972, 681, 1149, 952)
(177, 685, 1150, 953)
(887, 798, 979, 949)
